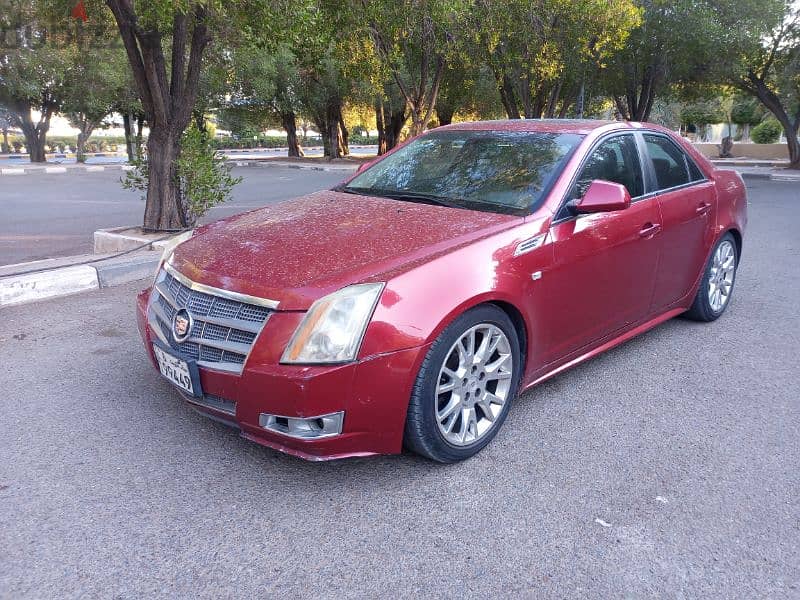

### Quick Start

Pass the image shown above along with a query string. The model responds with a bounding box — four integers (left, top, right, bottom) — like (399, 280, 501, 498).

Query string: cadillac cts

(136, 120, 747, 463)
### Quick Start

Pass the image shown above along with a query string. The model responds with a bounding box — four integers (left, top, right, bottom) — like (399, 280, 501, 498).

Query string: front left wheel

(403, 305, 522, 463)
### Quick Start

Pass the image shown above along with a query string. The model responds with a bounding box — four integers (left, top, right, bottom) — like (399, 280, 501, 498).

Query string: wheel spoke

(485, 352, 510, 374)
(438, 380, 456, 393)
(484, 391, 506, 407)
(438, 397, 460, 420)
(474, 330, 491, 363)
(485, 370, 512, 382)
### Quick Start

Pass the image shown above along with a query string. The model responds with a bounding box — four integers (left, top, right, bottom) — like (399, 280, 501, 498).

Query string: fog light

(259, 411, 344, 439)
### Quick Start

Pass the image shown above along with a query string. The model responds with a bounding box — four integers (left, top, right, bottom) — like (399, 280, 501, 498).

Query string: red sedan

(136, 120, 747, 462)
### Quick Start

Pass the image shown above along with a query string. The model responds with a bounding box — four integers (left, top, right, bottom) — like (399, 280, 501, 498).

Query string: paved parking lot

(0, 179, 798, 597)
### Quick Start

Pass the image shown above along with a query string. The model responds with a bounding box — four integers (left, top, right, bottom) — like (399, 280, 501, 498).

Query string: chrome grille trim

(164, 262, 280, 309)
(148, 267, 274, 374)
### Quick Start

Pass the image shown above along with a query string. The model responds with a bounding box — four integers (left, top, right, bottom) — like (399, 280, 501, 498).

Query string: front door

(537, 134, 662, 364)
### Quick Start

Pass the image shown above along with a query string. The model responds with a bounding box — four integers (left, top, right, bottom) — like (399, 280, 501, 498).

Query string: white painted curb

(45, 166, 68, 174)
(1, 167, 25, 175)
(0, 265, 99, 307)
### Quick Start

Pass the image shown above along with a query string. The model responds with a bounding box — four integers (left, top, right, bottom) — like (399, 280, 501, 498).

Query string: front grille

(148, 267, 274, 374)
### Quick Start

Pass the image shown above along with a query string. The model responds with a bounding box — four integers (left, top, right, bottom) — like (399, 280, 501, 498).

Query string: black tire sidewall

(405, 305, 523, 462)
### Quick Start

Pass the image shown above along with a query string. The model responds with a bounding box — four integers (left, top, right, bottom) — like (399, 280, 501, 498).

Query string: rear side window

(572, 134, 644, 199)
(643, 134, 691, 190)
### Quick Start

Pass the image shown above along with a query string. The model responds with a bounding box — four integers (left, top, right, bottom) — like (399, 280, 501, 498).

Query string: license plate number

(153, 345, 195, 395)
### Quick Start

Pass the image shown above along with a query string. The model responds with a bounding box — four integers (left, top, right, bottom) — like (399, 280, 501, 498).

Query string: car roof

(437, 119, 631, 135)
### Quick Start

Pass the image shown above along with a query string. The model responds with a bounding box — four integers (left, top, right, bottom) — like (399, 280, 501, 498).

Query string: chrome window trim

(164, 261, 280, 310)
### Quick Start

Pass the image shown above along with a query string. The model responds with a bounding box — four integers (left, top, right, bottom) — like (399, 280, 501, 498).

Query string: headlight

(281, 283, 384, 364)
(153, 230, 194, 281)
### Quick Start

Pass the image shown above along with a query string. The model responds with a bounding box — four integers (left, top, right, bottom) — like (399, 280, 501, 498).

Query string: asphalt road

(0, 166, 349, 266)
(1, 179, 798, 598)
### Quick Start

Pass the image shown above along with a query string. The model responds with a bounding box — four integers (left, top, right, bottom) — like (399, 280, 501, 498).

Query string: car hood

(169, 190, 520, 310)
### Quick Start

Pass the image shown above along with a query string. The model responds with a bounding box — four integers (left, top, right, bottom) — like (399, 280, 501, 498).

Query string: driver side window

(572, 135, 644, 199)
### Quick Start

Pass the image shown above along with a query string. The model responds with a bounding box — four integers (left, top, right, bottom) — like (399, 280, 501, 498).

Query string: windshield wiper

(341, 186, 458, 208)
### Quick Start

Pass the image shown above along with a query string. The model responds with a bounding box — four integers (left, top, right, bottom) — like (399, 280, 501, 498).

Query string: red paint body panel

(136, 120, 748, 460)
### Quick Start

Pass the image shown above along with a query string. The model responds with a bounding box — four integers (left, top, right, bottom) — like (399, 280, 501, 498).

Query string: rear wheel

(685, 233, 738, 322)
(404, 305, 522, 463)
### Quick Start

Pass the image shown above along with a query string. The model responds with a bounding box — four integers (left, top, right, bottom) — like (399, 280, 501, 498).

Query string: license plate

(153, 344, 197, 396)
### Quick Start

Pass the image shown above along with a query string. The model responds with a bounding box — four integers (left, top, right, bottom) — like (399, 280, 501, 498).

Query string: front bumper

(136, 288, 428, 460)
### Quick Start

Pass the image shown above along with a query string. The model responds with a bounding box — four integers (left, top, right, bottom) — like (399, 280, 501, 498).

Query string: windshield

(342, 130, 582, 215)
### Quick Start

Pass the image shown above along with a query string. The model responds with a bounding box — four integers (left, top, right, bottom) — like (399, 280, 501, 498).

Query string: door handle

(639, 222, 662, 238)
(696, 202, 712, 215)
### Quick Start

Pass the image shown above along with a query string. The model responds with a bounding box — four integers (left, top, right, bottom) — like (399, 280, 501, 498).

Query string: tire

(684, 232, 739, 322)
(404, 304, 522, 463)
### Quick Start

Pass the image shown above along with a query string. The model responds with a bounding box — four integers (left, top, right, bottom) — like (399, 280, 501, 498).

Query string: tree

(102, 1, 290, 230)
(0, 107, 12, 153)
(467, 0, 641, 121)
(229, 44, 305, 156)
(62, 48, 128, 161)
(730, 95, 764, 141)
(0, 1, 71, 162)
(604, 0, 716, 122)
(360, 0, 465, 136)
(715, 0, 800, 166)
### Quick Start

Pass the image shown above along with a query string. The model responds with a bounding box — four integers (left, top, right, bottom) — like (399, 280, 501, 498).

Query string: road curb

(0, 254, 159, 308)
(231, 160, 358, 172)
(0, 163, 132, 176)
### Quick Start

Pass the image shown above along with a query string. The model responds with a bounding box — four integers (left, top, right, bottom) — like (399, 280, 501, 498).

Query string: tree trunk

(76, 131, 88, 163)
(135, 115, 144, 159)
(193, 110, 207, 133)
(498, 74, 520, 120)
(20, 123, 46, 162)
(1, 129, 9, 154)
(375, 100, 387, 155)
(76, 120, 95, 163)
(338, 108, 349, 156)
(122, 113, 135, 162)
(282, 112, 303, 157)
(436, 105, 454, 126)
(743, 73, 800, 168)
(143, 128, 185, 231)
(326, 103, 342, 159)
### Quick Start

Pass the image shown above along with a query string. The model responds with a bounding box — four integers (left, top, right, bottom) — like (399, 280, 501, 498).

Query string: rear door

(641, 133, 716, 311)
(539, 133, 662, 363)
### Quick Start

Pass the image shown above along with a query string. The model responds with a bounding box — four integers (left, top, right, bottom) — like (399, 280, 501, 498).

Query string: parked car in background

(136, 119, 747, 462)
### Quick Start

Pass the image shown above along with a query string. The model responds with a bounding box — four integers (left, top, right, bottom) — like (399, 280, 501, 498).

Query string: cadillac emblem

(172, 308, 193, 343)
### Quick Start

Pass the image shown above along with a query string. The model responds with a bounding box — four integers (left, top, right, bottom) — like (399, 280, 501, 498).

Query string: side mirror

(574, 180, 631, 214)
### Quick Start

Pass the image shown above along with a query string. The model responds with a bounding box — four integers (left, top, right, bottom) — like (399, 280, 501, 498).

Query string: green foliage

(123, 126, 241, 226)
(750, 119, 782, 144)
(177, 126, 242, 225)
(680, 100, 726, 127)
(730, 96, 764, 126)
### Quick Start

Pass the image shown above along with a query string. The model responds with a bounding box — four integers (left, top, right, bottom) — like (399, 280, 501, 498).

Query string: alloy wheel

(435, 323, 514, 446)
(708, 240, 736, 312)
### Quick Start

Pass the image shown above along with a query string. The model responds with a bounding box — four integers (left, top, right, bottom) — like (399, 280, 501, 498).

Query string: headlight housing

(153, 230, 194, 281)
(281, 283, 384, 364)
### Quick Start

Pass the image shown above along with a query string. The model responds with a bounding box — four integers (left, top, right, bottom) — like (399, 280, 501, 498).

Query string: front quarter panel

(359, 216, 553, 381)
